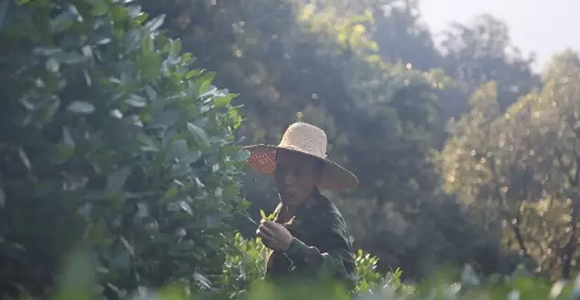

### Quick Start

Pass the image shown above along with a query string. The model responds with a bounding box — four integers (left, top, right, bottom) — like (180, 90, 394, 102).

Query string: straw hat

(243, 122, 359, 190)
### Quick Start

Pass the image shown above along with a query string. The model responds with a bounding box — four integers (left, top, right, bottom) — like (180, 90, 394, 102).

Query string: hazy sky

(419, 0, 580, 71)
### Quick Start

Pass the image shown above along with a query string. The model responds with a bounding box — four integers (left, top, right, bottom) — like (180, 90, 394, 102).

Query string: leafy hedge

(0, 0, 247, 299)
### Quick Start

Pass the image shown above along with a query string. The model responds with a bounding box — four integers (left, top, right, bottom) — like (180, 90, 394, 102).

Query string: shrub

(216, 233, 408, 299)
(0, 0, 247, 299)
(354, 249, 414, 297)
(354, 249, 383, 293)
(217, 233, 268, 300)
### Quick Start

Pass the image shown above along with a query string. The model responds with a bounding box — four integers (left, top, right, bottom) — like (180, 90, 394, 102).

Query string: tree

(372, 0, 442, 70)
(441, 51, 580, 279)
(440, 14, 539, 116)
(532, 50, 580, 279)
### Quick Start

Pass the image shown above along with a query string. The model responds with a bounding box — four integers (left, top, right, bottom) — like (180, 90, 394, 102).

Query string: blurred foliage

(15, 247, 580, 300)
(0, 0, 247, 299)
(441, 50, 580, 280)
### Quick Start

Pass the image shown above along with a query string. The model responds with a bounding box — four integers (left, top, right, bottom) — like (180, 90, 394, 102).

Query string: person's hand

(256, 220, 293, 252)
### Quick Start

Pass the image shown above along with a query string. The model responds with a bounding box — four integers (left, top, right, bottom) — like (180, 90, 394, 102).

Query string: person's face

(274, 150, 322, 207)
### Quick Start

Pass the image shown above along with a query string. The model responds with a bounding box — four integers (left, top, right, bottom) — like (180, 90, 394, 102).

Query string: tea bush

(215, 233, 408, 299)
(215, 233, 268, 300)
(0, 0, 247, 299)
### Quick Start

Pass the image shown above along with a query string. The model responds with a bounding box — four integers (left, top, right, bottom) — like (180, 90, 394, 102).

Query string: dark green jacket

(265, 190, 358, 290)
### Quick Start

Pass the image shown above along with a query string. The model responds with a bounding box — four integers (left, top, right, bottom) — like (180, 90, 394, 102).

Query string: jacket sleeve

(283, 220, 358, 290)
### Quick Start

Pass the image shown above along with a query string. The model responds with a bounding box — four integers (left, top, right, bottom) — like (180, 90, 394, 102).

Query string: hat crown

(243, 122, 359, 190)
(278, 122, 327, 159)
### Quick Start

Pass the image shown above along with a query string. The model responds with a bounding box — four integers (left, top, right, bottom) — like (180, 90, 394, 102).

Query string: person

(243, 122, 359, 291)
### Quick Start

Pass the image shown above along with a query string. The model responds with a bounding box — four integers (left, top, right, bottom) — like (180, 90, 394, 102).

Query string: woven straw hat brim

(243, 144, 359, 191)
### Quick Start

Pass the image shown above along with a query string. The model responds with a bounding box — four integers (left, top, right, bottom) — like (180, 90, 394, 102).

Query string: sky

(419, 0, 580, 71)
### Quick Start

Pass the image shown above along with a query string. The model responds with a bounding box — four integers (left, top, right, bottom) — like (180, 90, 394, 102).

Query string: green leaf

(84, 0, 107, 16)
(144, 14, 165, 33)
(139, 52, 162, 79)
(145, 85, 157, 100)
(67, 101, 95, 114)
(234, 149, 250, 162)
(119, 236, 135, 257)
(198, 77, 212, 96)
(46, 57, 60, 73)
(136, 134, 158, 152)
(187, 122, 210, 148)
(124, 28, 143, 52)
(142, 34, 154, 54)
(200, 86, 227, 101)
(193, 272, 212, 289)
(179, 201, 193, 215)
(126, 94, 147, 107)
(62, 126, 75, 148)
(50, 8, 77, 33)
(105, 168, 130, 191)
(170, 39, 182, 57)
(229, 109, 243, 129)
(18, 148, 31, 171)
(167, 140, 189, 160)
(259, 210, 275, 221)
(83, 69, 92, 86)
(214, 93, 237, 107)
(182, 151, 202, 164)
(109, 109, 123, 119)
(96, 37, 111, 45)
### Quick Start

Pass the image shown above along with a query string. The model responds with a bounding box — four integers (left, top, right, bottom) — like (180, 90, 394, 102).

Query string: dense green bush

(0, 0, 247, 299)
